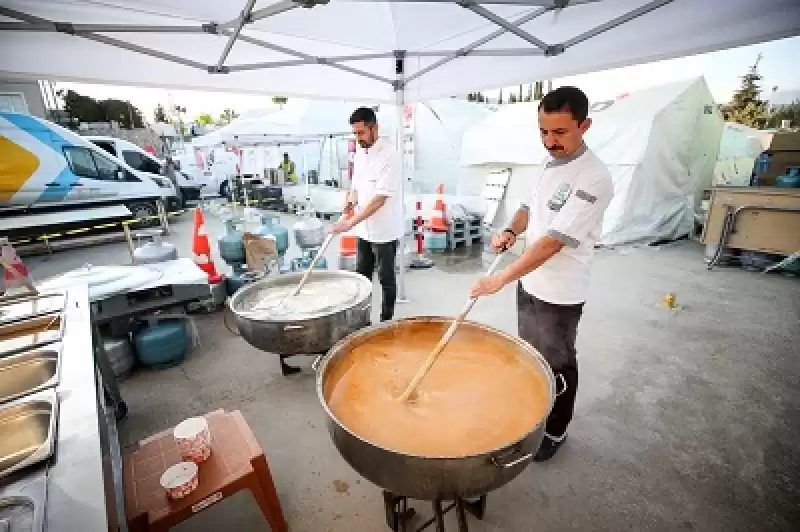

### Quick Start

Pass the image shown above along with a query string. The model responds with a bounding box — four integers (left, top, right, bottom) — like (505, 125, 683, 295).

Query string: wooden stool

(123, 409, 287, 532)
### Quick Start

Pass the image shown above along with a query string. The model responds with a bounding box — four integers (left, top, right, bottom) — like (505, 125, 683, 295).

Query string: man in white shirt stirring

(333, 107, 404, 322)
(471, 87, 613, 462)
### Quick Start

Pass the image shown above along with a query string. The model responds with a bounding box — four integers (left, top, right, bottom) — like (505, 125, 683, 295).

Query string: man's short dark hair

(538, 86, 589, 123)
(349, 106, 377, 126)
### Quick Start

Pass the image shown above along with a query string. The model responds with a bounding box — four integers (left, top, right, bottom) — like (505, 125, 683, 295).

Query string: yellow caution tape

(7, 199, 291, 247)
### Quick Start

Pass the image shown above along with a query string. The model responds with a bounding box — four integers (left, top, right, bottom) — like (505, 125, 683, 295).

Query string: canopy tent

(192, 100, 361, 147)
(460, 77, 724, 246)
(191, 98, 493, 211)
(2, 0, 796, 300)
(0, 1, 798, 104)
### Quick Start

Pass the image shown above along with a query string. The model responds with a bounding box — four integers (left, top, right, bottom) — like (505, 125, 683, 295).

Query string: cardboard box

(766, 131, 800, 152)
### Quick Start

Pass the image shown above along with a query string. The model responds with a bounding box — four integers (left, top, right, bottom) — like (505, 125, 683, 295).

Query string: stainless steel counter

(45, 284, 113, 532)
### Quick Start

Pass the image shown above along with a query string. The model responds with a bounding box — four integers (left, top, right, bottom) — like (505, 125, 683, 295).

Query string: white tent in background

(713, 122, 771, 186)
(461, 77, 724, 246)
(191, 98, 493, 208)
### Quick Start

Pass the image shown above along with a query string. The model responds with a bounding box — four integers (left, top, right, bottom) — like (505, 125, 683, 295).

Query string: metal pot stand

(384, 491, 488, 532)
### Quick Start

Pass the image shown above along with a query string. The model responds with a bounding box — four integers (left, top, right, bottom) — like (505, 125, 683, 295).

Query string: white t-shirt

(521, 144, 613, 305)
(350, 137, 405, 243)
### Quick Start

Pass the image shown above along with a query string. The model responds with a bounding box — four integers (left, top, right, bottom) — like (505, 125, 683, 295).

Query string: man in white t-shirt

(333, 107, 404, 322)
(471, 87, 613, 462)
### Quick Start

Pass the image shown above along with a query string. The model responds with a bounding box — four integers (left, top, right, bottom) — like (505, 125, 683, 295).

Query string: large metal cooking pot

(229, 270, 372, 355)
(315, 317, 556, 501)
(293, 212, 325, 249)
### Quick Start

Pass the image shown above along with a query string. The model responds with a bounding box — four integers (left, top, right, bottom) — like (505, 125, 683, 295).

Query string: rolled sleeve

(547, 177, 612, 249)
(374, 150, 400, 197)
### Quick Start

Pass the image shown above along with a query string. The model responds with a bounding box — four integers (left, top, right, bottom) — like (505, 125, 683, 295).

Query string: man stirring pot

(332, 107, 404, 323)
(470, 87, 613, 461)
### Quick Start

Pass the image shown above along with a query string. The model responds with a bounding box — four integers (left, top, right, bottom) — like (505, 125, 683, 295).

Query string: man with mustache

(470, 87, 613, 461)
(333, 107, 404, 323)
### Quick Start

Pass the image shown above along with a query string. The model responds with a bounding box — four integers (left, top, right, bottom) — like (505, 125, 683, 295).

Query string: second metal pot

(229, 270, 372, 355)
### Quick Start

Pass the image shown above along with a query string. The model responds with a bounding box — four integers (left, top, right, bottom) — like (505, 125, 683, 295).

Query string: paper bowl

(174, 416, 212, 463)
(160, 461, 199, 500)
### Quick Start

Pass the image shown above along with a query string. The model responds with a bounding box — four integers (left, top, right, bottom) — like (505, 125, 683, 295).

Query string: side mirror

(117, 170, 125, 180)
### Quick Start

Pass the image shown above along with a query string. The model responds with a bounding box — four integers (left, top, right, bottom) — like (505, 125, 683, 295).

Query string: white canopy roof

(192, 99, 365, 146)
(1, 0, 798, 103)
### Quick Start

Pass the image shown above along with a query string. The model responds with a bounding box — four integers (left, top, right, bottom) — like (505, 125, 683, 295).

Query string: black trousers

(356, 238, 398, 321)
(517, 283, 584, 438)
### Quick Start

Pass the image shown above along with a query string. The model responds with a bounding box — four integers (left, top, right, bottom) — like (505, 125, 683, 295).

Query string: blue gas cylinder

(256, 215, 289, 256)
(756, 152, 772, 174)
(218, 218, 245, 265)
(776, 166, 800, 188)
(133, 319, 188, 368)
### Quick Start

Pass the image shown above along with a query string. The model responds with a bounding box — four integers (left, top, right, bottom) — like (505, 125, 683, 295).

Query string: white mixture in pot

(236, 277, 369, 320)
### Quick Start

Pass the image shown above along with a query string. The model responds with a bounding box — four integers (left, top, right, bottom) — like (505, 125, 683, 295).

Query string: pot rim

(228, 270, 372, 324)
(316, 316, 557, 461)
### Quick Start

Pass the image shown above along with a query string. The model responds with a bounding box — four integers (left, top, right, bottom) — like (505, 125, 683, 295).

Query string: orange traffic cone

(426, 184, 448, 232)
(192, 208, 223, 283)
(340, 209, 357, 257)
(1, 238, 35, 293)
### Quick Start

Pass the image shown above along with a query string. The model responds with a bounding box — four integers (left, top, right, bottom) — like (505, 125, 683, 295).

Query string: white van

(87, 136, 204, 207)
(0, 112, 177, 220)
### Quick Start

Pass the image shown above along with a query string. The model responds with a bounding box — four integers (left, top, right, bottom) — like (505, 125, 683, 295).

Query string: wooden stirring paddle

(397, 252, 506, 402)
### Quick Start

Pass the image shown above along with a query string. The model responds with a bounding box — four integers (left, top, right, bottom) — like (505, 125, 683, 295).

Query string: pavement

(21, 208, 800, 531)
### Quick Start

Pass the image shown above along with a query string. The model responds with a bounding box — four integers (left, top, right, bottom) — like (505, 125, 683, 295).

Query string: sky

(53, 36, 800, 123)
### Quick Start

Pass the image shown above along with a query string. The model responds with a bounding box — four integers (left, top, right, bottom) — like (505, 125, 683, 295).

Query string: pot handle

(491, 448, 534, 469)
(312, 355, 324, 372)
(556, 373, 567, 397)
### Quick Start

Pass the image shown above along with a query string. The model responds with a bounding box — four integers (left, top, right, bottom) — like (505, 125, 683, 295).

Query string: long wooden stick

(398, 252, 505, 402)
(290, 214, 345, 297)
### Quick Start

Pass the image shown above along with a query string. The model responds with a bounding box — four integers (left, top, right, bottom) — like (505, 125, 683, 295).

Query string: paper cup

(173, 416, 212, 463)
(160, 461, 199, 500)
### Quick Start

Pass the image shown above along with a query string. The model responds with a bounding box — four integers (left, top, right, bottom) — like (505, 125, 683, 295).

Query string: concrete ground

(22, 208, 800, 532)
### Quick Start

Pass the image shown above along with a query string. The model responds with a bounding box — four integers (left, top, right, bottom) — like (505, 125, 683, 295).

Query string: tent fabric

(460, 77, 724, 246)
(1, 1, 798, 103)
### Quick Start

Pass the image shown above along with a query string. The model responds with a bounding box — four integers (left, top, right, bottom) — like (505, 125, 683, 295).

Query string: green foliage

(60, 89, 144, 129)
(721, 54, 769, 129)
(271, 96, 288, 108)
(768, 100, 800, 129)
(153, 103, 168, 123)
(219, 108, 239, 124)
(195, 113, 214, 125)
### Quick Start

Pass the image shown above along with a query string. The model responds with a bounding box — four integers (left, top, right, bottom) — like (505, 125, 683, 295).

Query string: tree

(271, 96, 288, 109)
(721, 54, 769, 129)
(219, 108, 238, 124)
(60, 89, 144, 128)
(768, 100, 800, 129)
(498, 89, 503, 104)
(154, 103, 168, 123)
(533, 81, 544, 100)
(195, 113, 214, 125)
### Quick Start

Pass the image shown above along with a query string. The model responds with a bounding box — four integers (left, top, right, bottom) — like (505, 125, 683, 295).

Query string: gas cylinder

(133, 234, 178, 265)
(218, 218, 245, 266)
(133, 318, 188, 369)
(256, 214, 289, 257)
(776, 166, 800, 188)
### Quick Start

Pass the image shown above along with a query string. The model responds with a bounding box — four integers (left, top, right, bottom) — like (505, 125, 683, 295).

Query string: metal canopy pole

(395, 50, 409, 304)
(215, 0, 258, 71)
(460, 1, 549, 51)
